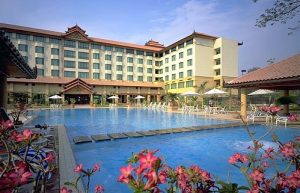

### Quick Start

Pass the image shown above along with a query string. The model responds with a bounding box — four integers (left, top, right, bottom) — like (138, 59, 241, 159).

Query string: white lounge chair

(247, 111, 269, 123)
(275, 115, 288, 127)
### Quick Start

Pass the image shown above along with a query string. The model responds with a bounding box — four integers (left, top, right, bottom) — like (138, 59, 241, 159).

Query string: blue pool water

(27, 109, 300, 192)
(28, 108, 233, 138)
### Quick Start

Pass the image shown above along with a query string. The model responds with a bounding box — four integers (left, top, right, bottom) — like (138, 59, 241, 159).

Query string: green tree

(196, 81, 208, 107)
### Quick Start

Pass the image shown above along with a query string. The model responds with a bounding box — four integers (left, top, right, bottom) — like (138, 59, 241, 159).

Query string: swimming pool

(28, 108, 233, 138)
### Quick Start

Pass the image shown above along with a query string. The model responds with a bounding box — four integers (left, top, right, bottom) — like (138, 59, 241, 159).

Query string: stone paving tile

(91, 134, 111, 141)
(73, 136, 92, 144)
(136, 131, 157, 136)
(123, 132, 144, 137)
(108, 133, 128, 139)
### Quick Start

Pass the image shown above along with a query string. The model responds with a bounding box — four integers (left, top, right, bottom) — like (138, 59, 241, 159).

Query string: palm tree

(196, 81, 208, 107)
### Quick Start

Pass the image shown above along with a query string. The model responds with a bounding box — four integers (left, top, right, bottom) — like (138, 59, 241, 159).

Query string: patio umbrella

(108, 95, 119, 104)
(204, 88, 227, 106)
(181, 91, 200, 97)
(49, 94, 62, 99)
(248, 89, 274, 95)
(134, 95, 145, 99)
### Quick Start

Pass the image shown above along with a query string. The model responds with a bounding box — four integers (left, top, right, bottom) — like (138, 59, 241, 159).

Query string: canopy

(248, 89, 274, 95)
(108, 96, 119, 99)
(134, 95, 145, 99)
(49, 95, 62, 99)
(204, 88, 227, 95)
(181, 91, 200, 97)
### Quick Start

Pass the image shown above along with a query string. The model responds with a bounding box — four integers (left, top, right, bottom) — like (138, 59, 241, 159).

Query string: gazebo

(224, 53, 300, 117)
(0, 31, 36, 109)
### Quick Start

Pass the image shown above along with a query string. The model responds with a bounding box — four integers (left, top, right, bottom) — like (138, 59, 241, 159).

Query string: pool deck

(72, 122, 259, 143)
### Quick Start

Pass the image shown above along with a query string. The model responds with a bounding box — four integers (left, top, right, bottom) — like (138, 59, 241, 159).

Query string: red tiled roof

(7, 77, 164, 88)
(0, 23, 163, 52)
(225, 53, 300, 87)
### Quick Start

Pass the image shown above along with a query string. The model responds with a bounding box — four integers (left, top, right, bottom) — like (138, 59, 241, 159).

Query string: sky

(1, 0, 299, 74)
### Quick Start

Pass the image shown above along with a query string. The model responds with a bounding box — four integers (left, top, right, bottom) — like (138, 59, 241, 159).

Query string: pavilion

(224, 53, 300, 117)
(0, 30, 36, 110)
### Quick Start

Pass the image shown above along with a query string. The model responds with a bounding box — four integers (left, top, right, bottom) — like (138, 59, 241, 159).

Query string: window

(16, 33, 30, 40)
(179, 52, 183, 59)
(165, 67, 169, 73)
(50, 38, 61, 44)
(64, 40, 76, 48)
(138, 67, 143, 73)
(105, 54, 111, 61)
(93, 53, 100, 59)
(51, 48, 59, 55)
(178, 82, 185, 88)
(165, 75, 169, 81)
(104, 46, 113, 51)
(78, 52, 89, 59)
(22, 56, 28, 63)
(18, 44, 28, 52)
(78, 42, 89, 49)
(78, 72, 89, 79)
(147, 68, 152, 73)
(115, 47, 124, 52)
(172, 64, 176, 71)
(64, 71, 75, 77)
(5, 32, 13, 39)
(179, 72, 184, 78)
(51, 70, 59, 77)
(127, 75, 133, 81)
(137, 58, 143, 64)
(146, 52, 153, 56)
(187, 48, 192, 56)
(147, 77, 153, 82)
(33, 36, 46, 42)
(172, 55, 176, 61)
(37, 69, 44, 76)
(165, 58, 169, 63)
(51, 59, 59, 66)
(171, 47, 176, 52)
(215, 59, 221, 65)
(127, 66, 133, 72)
(147, 60, 153, 65)
(105, 64, 112, 70)
(116, 74, 123, 80)
(127, 57, 133, 63)
(64, 60, 76, 68)
(78, 62, 89, 69)
(126, 49, 134, 54)
(64, 50, 76, 58)
(138, 76, 143, 81)
(215, 48, 221, 55)
(116, 65, 123, 71)
(186, 80, 194, 87)
(35, 46, 44, 54)
(136, 50, 144, 55)
(171, 83, 177, 89)
(35, 57, 44, 65)
(93, 73, 100, 79)
(179, 62, 184, 68)
(105, 73, 112, 80)
(187, 59, 192, 66)
(187, 70, 192, 76)
(91, 43, 101, 49)
(186, 39, 193, 45)
(93, 63, 100, 69)
(116, 56, 123, 62)
(172, 74, 176, 80)
(178, 43, 184, 49)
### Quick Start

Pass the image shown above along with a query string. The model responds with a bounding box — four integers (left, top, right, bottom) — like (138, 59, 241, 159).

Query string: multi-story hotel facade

(0, 23, 238, 104)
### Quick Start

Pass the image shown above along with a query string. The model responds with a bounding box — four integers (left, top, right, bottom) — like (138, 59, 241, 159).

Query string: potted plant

(70, 98, 76, 108)
(165, 93, 178, 111)
(127, 97, 134, 107)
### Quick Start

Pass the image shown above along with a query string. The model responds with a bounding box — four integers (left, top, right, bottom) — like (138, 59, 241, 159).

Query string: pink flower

(23, 129, 32, 139)
(95, 185, 104, 193)
(118, 165, 133, 184)
(20, 171, 32, 183)
(158, 170, 167, 184)
(280, 142, 295, 158)
(250, 170, 264, 182)
(74, 164, 83, 173)
(228, 153, 248, 164)
(263, 161, 269, 167)
(93, 163, 100, 172)
(288, 114, 299, 122)
(60, 186, 72, 193)
(44, 152, 55, 162)
(263, 147, 274, 159)
(139, 152, 158, 169)
(144, 170, 158, 190)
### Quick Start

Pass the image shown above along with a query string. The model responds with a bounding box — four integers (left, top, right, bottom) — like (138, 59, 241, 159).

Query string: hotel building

(0, 23, 238, 104)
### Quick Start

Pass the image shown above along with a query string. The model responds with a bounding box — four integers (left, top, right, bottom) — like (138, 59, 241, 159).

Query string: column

(147, 95, 151, 103)
(283, 90, 289, 115)
(27, 83, 32, 104)
(0, 75, 7, 110)
(156, 95, 161, 102)
(90, 93, 93, 104)
(61, 94, 65, 104)
(240, 88, 247, 119)
(45, 84, 49, 103)
(126, 95, 130, 104)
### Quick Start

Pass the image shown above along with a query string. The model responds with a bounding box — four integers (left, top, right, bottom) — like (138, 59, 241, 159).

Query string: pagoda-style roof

(145, 40, 164, 48)
(63, 24, 90, 41)
(0, 30, 36, 78)
(62, 78, 93, 93)
(224, 53, 300, 90)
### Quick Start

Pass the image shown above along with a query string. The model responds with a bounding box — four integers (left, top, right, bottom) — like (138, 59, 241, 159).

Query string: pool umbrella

(108, 95, 119, 104)
(204, 88, 227, 106)
(134, 95, 145, 106)
(49, 95, 62, 104)
(248, 89, 275, 105)
(181, 91, 200, 97)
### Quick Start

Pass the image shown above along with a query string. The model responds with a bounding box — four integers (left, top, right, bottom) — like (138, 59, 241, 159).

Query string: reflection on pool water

(27, 109, 300, 193)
